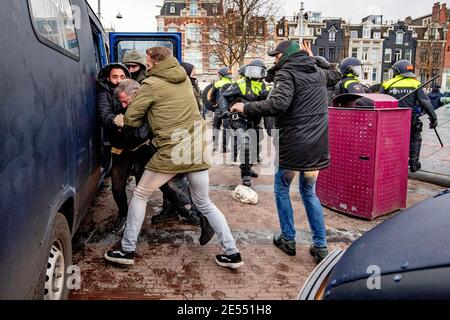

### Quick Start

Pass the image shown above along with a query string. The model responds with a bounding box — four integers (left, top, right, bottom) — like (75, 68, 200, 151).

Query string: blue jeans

(274, 168, 327, 248)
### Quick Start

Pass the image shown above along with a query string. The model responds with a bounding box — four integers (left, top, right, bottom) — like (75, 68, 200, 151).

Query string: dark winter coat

(243, 51, 341, 171)
(96, 64, 151, 150)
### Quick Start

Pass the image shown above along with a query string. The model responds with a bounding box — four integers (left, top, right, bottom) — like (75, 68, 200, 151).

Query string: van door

(109, 32, 182, 63)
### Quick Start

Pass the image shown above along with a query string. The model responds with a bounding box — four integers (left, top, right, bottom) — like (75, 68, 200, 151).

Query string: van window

(29, 0, 80, 59)
(117, 40, 174, 63)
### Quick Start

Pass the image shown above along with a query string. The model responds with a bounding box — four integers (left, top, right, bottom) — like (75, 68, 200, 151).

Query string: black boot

(151, 207, 179, 224)
(409, 160, 421, 173)
(199, 214, 215, 245)
(179, 207, 201, 225)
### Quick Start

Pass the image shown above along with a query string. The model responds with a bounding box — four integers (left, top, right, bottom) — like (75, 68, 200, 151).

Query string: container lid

(332, 93, 399, 109)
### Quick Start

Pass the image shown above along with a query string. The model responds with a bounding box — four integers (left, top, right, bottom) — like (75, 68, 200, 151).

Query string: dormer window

(170, 5, 175, 14)
(329, 26, 338, 42)
(396, 31, 404, 45)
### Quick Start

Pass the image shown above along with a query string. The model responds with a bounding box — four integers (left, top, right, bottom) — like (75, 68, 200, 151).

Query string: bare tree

(205, 0, 279, 68)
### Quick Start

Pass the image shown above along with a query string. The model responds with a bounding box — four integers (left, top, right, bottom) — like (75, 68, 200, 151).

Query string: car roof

(328, 191, 450, 288)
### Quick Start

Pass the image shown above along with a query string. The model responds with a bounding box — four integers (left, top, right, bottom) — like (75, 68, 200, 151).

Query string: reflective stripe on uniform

(237, 79, 264, 96)
(382, 76, 421, 90)
(214, 77, 233, 89)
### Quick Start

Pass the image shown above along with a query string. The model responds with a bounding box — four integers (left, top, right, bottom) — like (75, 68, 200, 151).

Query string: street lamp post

(299, 2, 304, 45)
(97, 0, 101, 20)
(97, 0, 123, 20)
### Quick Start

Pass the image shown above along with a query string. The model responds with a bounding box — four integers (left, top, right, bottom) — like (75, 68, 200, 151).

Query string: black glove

(429, 118, 438, 129)
(315, 56, 332, 69)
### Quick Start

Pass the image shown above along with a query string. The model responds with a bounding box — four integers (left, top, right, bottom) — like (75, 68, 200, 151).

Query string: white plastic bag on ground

(231, 185, 258, 205)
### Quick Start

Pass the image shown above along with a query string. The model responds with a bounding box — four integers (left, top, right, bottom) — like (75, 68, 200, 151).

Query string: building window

(186, 24, 201, 45)
(209, 54, 219, 69)
(157, 21, 164, 32)
(384, 48, 392, 63)
(190, 0, 198, 16)
(328, 47, 336, 61)
(329, 31, 336, 42)
(170, 5, 176, 14)
(268, 40, 275, 51)
(212, 5, 218, 15)
(289, 27, 296, 36)
(363, 26, 371, 39)
(405, 49, 412, 62)
(383, 69, 390, 81)
(167, 27, 178, 33)
(420, 48, 428, 63)
(362, 47, 369, 61)
(352, 47, 358, 58)
(372, 68, 378, 82)
(210, 28, 220, 43)
(373, 32, 381, 39)
(318, 47, 325, 57)
(372, 48, 379, 61)
(278, 28, 284, 36)
(185, 49, 202, 72)
(396, 32, 404, 45)
(433, 49, 441, 63)
(258, 27, 264, 35)
(351, 30, 358, 38)
(29, 0, 80, 59)
(268, 24, 274, 34)
(394, 49, 402, 62)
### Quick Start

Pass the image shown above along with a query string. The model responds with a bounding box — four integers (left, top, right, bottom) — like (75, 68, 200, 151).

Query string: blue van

(0, 0, 181, 299)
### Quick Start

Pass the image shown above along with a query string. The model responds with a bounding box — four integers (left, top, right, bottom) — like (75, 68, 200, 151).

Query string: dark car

(299, 190, 450, 300)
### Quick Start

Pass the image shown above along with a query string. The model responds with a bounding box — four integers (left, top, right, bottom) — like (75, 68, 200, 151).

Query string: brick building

(405, 2, 448, 87)
(156, 0, 277, 82)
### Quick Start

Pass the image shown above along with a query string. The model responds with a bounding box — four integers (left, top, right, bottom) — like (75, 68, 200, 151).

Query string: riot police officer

(381, 59, 438, 172)
(335, 57, 369, 95)
(208, 67, 234, 152)
(221, 59, 270, 187)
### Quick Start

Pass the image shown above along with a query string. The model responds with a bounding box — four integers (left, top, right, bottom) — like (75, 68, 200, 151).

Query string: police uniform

(335, 74, 369, 95)
(221, 77, 269, 186)
(209, 76, 234, 152)
(381, 75, 438, 172)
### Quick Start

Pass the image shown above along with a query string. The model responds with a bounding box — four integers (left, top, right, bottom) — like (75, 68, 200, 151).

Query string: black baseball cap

(267, 40, 292, 57)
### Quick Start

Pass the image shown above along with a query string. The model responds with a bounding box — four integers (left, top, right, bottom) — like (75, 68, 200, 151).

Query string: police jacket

(208, 77, 233, 109)
(221, 78, 269, 119)
(335, 75, 369, 95)
(242, 51, 342, 171)
(381, 76, 437, 121)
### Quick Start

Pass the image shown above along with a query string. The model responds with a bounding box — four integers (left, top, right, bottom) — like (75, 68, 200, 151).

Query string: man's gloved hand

(114, 114, 125, 128)
(315, 56, 332, 69)
(429, 118, 438, 129)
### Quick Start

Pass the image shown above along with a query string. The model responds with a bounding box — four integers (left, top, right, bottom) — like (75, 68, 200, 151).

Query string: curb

(409, 170, 450, 188)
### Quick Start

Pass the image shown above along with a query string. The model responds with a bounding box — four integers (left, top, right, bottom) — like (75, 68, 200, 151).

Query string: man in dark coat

(231, 40, 341, 263)
(428, 85, 444, 111)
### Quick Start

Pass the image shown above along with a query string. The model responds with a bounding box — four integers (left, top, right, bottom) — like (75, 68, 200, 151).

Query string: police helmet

(340, 57, 362, 76)
(245, 59, 267, 79)
(218, 67, 232, 79)
(392, 59, 417, 78)
(238, 65, 247, 77)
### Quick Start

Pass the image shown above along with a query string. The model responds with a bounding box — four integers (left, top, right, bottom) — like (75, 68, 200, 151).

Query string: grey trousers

(122, 169, 239, 255)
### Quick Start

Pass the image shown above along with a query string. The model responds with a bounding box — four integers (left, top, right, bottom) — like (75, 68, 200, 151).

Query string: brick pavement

(70, 155, 445, 300)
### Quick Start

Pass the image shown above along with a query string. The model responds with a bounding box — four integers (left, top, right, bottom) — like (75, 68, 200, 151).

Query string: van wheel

(43, 213, 72, 300)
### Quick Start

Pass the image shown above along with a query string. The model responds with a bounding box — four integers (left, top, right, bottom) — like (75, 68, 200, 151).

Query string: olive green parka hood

(148, 57, 187, 84)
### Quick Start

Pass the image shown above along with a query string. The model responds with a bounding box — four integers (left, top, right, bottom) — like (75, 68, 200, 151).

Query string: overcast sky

(86, 0, 445, 31)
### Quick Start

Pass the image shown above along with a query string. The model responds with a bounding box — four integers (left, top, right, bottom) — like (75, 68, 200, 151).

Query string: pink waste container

(316, 94, 412, 220)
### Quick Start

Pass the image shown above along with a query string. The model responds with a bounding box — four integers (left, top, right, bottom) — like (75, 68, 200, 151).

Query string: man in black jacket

(231, 40, 341, 263)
